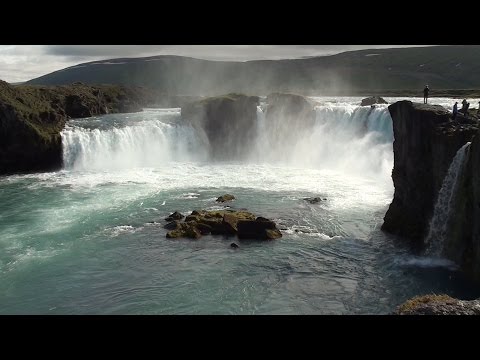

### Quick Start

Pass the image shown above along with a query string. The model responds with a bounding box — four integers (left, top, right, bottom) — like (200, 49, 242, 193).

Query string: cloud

(0, 45, 431, 83)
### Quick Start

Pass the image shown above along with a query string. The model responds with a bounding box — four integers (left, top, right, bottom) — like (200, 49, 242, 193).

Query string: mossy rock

(216, 194, 236, 202)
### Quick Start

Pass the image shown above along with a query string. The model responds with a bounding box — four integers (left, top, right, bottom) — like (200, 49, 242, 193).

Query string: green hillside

(27, 46, 480, 95)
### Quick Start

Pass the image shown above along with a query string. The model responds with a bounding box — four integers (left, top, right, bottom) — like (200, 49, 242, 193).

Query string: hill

(26, 46, 480, 95)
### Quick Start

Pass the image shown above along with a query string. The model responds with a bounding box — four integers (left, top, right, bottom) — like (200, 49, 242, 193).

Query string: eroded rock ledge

(381, 101, 479, 241)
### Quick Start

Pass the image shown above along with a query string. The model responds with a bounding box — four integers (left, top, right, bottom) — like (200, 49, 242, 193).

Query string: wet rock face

(394, 295, 480, 315)
(381, 101, 479, 242)
(360, 96, 388, 107)
(181, 94, 260, 160)
(164, 210, 282, 241)
(265, 93, 317, 145)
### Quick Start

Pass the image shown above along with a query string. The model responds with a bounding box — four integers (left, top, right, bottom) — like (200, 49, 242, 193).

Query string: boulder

(163, 209, 282, 240)
(237, 217, 282, 240)
(360, 96, 388, 106)
(164, 221, 180, 230)
(216, 194, 235, 202)
(303, 197, 324, 204)
(165, 211, 184, 222)
(166, 222, 202, 239)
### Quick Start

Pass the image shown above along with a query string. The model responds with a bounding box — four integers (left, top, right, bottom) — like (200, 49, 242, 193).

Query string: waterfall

(61, 103, 394, 183)
(250, 102, 393, 182)
(61, 110, 208, 171)
(425, 142, 471, 256)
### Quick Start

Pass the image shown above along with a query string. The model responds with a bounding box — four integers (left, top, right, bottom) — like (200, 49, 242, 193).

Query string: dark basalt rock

(381, 101, 480, 280)
(360, 96, 388, 106)
(216, 194, 235, 202)
(165, 211, 184, 222)
(303, 197, 325, 204)
(166, 222, 202, 239)
(230, 243, 239, 249)
(382, 101, 478, 242)
(181, 94, 260, 160)
(237, 217, 282, 240)
(164, 221, 180, 230)
(164, 209, 282, 241)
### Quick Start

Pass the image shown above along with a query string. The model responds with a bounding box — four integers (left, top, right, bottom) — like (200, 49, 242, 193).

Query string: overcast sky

(0, 45, 432, 83)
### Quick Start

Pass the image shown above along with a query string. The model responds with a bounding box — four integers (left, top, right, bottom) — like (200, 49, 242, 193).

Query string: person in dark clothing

(461, 99, 467, 113)
(423, 85, 430, 104)
(452, 102, 458, 121)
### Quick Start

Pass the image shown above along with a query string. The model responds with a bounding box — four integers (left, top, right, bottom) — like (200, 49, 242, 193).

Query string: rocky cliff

(382, 101, 479, 242)
(180, 92, 317, 161)
(181, 93, 260, 160)
(0, 81, 162, 175)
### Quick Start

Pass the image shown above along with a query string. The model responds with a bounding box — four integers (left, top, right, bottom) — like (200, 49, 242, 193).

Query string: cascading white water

(251, 102, 393, 183)
(425, 142, 471, 256)
(61, 103, 394, 185)
(61, 110, 208, 171)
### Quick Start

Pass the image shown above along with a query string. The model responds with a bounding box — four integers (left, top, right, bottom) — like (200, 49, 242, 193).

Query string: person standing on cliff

(423, 85, 430, 104)
(452, 102, 458, 121)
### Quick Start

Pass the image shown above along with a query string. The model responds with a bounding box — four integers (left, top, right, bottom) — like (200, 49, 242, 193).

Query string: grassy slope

(0, 81, 161, 174)
(26, 46, 480, 94)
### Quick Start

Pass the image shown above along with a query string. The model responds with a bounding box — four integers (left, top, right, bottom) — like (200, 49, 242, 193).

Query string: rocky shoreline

(395, 295, 480, 315)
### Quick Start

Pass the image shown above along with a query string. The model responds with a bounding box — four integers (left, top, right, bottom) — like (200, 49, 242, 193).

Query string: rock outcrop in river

(164, 210, 282, 240)
(181, 93, 260, 160)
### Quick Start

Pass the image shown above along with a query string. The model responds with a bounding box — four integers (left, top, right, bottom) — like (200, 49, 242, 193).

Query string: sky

(0, 45, 432, 83)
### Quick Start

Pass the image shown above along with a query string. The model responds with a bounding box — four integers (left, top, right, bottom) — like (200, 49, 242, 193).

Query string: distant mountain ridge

(27, 46, 480, 95)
